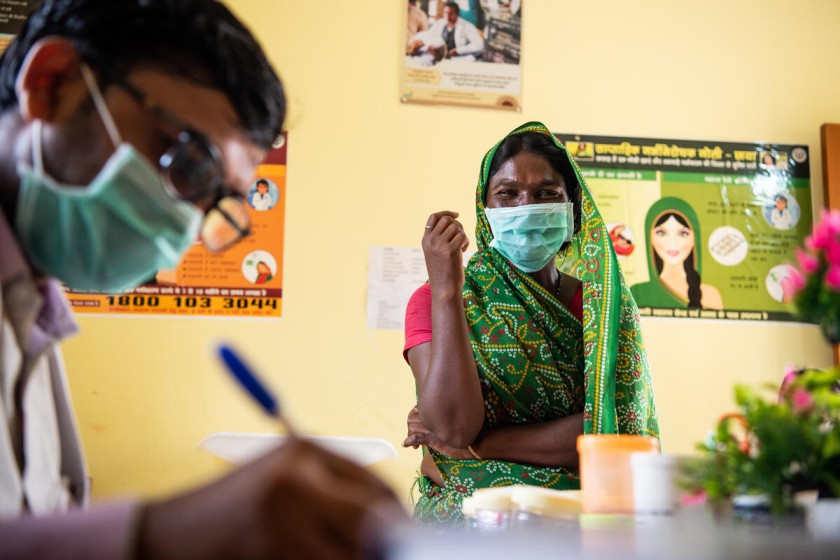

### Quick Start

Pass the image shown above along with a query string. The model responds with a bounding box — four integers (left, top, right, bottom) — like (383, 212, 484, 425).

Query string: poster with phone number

(65, 135, 287, 319)
(0, 0, 39, 54)
(555, 132, 812, 322)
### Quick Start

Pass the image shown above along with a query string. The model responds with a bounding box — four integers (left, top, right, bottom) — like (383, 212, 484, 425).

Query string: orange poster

(0, 0, 38, 55)
(65, 135, 288, 319)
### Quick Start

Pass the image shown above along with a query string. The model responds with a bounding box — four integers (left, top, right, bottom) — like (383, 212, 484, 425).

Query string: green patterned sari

(413, 122, 659, 525)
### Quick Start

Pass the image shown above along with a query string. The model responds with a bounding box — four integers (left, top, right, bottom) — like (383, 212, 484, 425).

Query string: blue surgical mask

(14, 65, 202, 293)
(485, 202, 574, 272)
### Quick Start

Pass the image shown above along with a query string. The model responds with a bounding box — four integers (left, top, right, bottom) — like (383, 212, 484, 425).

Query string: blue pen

(217, 344, 298, 437)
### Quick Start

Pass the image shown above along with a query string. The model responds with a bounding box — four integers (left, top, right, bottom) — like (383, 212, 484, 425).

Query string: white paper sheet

(366, 246, 428, 330)
(198, 432, 397, 466)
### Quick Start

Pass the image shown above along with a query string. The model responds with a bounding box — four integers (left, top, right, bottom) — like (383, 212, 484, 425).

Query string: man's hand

(408, 39, 425, 55)
(139, 438, 407, 560)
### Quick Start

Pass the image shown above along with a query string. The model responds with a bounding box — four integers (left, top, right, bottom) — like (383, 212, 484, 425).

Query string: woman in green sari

(402, 122, 659, 525)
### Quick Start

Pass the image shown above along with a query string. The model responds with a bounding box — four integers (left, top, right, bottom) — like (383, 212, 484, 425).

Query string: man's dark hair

(0, 0, 285, 149)
(486, 132, 583, 235)
(256, 178, 269, 187)
(444, 2, 460, 15)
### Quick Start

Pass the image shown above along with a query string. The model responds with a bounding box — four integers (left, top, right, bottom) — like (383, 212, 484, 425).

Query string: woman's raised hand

(422, 211, 470, 296)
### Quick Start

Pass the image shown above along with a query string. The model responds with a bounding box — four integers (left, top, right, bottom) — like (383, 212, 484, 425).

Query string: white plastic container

(631, 452, 680, 515)
(806, 498, 840, 542)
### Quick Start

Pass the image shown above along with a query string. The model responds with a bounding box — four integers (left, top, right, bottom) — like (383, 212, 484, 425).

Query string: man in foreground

(0, 1, 403, 557)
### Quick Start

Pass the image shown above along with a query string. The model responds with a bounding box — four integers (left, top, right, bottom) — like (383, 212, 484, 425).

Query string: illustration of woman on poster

(630, 197, 723, 309)
(255, 261, 273, 284)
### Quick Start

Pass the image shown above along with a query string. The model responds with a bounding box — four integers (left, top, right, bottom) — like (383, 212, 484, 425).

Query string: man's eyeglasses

(109, 77, 251, 253)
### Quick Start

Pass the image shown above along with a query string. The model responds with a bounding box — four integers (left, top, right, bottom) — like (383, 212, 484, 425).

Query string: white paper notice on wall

(366, 246, 428, 330)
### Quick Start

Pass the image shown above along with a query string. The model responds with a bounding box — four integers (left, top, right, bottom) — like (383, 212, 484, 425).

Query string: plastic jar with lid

(510, 486, 582, 530)
(577, 434, 660, 514)
(461, 486, 515, 533)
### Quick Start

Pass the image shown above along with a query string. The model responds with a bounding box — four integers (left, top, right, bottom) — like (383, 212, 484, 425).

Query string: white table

(385, 507, 839, 560)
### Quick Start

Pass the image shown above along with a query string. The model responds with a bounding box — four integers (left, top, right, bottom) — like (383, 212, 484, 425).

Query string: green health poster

(555, 132, 812, 322)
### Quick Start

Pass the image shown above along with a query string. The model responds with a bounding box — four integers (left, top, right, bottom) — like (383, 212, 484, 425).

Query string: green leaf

(823, 428, 840, 460)
(734, 384, 756, 407)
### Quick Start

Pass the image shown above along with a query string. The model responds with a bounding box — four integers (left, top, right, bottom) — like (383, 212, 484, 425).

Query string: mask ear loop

(79, 64, 122, 149)
(31, 119, 44, 175)
(565, 202, 575, 243)
(559, 220, 582, 277)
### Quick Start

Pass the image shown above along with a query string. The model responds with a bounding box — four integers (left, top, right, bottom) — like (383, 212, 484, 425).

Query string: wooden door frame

(821, 124, 840, 364)
(822, 124, 840, 211)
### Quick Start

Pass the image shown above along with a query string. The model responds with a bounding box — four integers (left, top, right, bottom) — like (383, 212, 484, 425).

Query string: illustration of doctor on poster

(402, 0, 523, 111)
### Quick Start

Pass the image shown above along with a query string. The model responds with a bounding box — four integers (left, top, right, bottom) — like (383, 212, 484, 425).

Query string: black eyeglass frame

(106, 75, 252, 242)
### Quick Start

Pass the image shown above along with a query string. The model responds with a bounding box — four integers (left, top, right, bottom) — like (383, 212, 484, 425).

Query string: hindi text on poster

(556, 131, 811, 323)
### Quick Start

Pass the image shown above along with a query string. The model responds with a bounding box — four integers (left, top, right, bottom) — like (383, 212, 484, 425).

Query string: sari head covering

(473, 121, 658, 435)
(414, 121, 658, 524)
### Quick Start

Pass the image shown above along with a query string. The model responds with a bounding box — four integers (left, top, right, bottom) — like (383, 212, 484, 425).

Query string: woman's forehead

(491, 152, 564, 185)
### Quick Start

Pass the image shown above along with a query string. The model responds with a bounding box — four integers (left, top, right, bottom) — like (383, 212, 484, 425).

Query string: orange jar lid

(576, 434, 660, 454)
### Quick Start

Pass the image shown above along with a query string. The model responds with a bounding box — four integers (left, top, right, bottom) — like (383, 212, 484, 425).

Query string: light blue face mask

(485, 202, 574, 273)
(14, 65, 202, 294)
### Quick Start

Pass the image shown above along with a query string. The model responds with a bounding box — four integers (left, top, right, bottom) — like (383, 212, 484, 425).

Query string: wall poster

(401, 0, 522, 111)
(0, 0, 38, 54)
(555, 132, 812, 322)
(65, 135, 288, 319)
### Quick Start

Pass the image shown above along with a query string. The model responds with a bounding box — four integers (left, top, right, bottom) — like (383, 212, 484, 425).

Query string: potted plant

(683, 209, 840, 519)
(684, 368, 840, 517)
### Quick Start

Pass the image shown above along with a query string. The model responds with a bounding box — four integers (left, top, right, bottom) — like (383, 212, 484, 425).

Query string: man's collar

(0, 203, 79, 354)
(0, 207, 30, 285)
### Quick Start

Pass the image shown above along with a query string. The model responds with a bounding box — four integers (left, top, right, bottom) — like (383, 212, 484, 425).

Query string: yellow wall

(62, 0, 840, 504)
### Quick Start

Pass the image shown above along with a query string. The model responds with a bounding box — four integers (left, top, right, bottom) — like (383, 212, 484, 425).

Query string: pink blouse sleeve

(403, 283, 432, 364)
